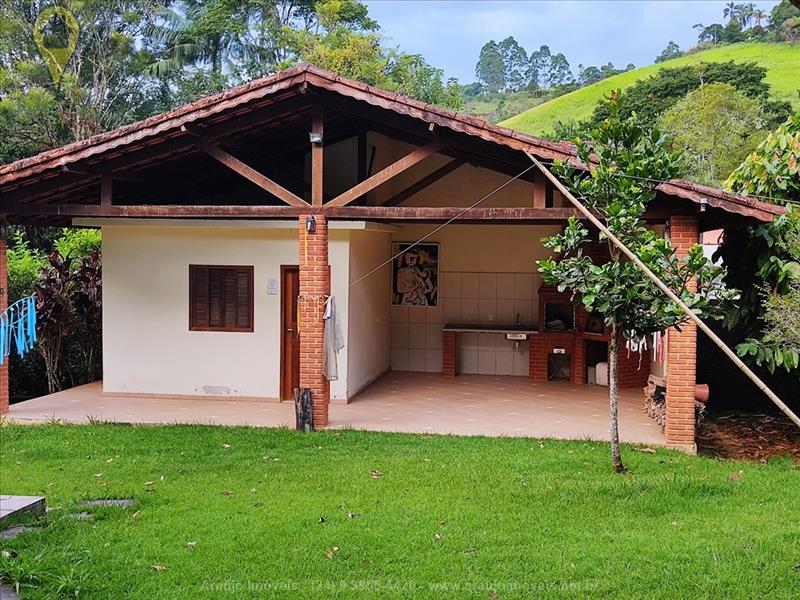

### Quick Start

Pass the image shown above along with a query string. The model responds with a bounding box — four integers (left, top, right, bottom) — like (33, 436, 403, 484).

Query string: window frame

(189, 264, 255, 333)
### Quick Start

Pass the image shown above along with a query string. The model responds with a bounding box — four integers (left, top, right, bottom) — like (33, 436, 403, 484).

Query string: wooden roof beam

(326, 139, 446, 207)
(183, 125, 308, 208)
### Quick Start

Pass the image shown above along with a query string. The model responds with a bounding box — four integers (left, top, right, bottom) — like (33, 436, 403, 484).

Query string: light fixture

(306, 215, 316, 233)
(309, 132, 323, 144)
(699, 197, 708, 212)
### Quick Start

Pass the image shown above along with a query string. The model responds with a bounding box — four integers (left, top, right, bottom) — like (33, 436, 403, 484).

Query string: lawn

(1, 424, 799, 599)
(500, 43, 800, 136)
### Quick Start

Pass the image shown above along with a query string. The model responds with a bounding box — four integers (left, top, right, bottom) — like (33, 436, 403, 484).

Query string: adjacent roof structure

(0, 63, 784, 225)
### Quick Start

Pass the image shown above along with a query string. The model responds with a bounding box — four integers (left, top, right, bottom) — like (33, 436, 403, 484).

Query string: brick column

(442, 331, 456, 377)
(0, 227, 8, 415)
(665, 215, 699, 452)
(298, 214, 330, 428)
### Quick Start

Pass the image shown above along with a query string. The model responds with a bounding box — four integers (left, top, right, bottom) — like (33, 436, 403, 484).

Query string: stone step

(0, 495, 46, 527)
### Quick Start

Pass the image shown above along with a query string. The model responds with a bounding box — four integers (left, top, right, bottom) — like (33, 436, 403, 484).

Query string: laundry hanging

(323, 296, 344, 381)
(0, 296, 37, 366)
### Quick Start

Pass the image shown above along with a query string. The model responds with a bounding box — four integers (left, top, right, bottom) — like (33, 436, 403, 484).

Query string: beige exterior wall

(346, 230, 393, 398)
(102, 223, 350, 400)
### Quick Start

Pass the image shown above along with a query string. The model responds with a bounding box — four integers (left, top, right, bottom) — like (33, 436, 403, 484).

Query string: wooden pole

(526, 151, 800, 429)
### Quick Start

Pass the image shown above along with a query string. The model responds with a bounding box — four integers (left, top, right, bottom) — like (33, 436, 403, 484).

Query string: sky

(363, 0, 780, 82)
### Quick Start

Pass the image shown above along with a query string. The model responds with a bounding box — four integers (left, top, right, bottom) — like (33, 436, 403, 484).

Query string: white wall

(346, 230, 392, 397)
(102, 224, 349, 400)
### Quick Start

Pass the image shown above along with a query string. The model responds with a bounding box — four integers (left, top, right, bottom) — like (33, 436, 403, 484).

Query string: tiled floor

(7, 374, 664, 445)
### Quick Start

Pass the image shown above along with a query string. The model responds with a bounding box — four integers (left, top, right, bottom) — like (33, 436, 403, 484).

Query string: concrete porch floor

(6, 374, 664, 445)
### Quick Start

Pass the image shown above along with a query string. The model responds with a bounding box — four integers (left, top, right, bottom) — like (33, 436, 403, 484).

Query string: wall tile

(425, 304, 443, 324)
(426, 323, 443, 350)
(461, 273, 479, 298)
(391, 305, 408, 323)
(497, 273, 515, 299)
(514, 273, 534, 300)
(409, 324, 427, 349)
(461, 298, 479, 322)
(513, 299, 534, 326)
(479, 273, 497, 299)
(426, 349, 443, 373)
(478, 298, 497, 323)
(391, 323, 409, 348)
(409, 349, 427, 372)
(441, 272, 461, 299)
(478, 332, 496, 350)
(478, 350, 495, 375)
(459, 349, 478, 374)
(513, 348, 529, 376)
(409, 307, 427, 323)
(442, 298, 461, 324)
(497, 299, 514, 324)
(496, 351, 514, 376)
(460, 332, 479, 351)
(391, 348, 409, 371)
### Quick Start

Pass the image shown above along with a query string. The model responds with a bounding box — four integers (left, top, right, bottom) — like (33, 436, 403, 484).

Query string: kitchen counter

(442, 323, 539, 335)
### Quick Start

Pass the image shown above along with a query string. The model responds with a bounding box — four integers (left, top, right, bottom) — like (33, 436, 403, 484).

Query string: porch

(6, 374, 663, 445)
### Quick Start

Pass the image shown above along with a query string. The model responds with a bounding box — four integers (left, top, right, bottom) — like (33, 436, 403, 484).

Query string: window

(189, 265, 254, 332)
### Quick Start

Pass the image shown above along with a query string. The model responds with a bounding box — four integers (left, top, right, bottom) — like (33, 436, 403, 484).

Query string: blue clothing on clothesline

(0, 295, 37, 365)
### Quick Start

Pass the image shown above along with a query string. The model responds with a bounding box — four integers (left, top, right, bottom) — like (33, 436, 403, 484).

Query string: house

(0, 64, 783, 451)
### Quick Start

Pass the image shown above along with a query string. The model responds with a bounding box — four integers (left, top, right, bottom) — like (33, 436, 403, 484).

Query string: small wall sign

(266, 278, 278, 295)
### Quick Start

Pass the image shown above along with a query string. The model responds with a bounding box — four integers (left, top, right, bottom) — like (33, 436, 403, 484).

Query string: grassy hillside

(501, 43, 800, 136)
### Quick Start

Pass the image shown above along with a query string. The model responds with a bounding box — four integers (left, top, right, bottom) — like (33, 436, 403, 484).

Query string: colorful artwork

(392, 243, 439, 306)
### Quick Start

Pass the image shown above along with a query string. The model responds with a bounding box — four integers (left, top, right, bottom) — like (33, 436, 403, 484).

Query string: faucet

(515, 313, 523, 327)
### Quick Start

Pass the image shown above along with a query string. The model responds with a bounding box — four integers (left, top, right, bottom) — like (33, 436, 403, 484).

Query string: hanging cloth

(323, 296, 344, 381)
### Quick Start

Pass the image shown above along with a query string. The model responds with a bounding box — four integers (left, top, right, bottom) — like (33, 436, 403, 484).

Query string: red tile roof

(0, 63, 784, 223)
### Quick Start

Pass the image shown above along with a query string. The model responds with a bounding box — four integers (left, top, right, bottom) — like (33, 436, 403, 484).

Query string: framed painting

(392, 242, 439, 306)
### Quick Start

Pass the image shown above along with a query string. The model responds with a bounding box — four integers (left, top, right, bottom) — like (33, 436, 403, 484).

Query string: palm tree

(723, 2, 739, 23)
(738, 3, 755, 28)
(752, 8, 766, 27)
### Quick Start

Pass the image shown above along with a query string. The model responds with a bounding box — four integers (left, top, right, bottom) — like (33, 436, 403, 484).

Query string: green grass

(501, 43, 800, 136)
(1, 424, 799, 599)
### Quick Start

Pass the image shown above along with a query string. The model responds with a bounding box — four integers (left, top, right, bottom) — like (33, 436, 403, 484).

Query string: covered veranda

(7, 374, 664, 445)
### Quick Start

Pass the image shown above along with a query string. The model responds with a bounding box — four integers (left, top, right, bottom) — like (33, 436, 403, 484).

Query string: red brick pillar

(0, 226, 8, 415)
(442, 331, 456, 377)
(298, 214, 330, 428)
(665, 215, 699, 451)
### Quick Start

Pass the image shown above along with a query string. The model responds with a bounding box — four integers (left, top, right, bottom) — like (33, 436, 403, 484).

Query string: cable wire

(349, 163, 536, 288)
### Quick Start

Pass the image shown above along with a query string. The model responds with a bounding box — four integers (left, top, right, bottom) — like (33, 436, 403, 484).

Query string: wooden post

(311, 108, 324, 208)
(0, 218, 8, 415)
(294, 387, 314, 431)
(101, 170, 113, 206)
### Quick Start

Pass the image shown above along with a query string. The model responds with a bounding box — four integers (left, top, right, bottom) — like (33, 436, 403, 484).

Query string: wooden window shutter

(190, 265, 253, 332)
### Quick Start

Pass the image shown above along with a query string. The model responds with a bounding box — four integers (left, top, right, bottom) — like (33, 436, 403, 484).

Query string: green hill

(500, 43, 800, 136)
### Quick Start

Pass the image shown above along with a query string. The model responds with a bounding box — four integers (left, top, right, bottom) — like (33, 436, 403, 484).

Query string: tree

(498, 36, 528, 91)
(578, 65, 602, 86)
(539, 93, 731, 472)
(655, 40, 682, 63)
(720, 115, 800, 374)
(475, 40, 505, 92)
(547, 52, 571, 86)
(527, 44, 551, 88)
(586, 61, 792, 132)
(724, 2, 740, 22)
(661, 83, 767, 185)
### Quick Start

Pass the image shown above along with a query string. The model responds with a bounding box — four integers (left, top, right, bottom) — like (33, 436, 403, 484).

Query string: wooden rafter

(182, 126, 308, 208)
(383, 159, 464, 207)
(326, 139, 445, 207)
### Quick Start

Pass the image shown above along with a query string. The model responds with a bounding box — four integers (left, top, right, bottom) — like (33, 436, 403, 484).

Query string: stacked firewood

(643, 375, 667, 431)
(643, 375, 707, 431)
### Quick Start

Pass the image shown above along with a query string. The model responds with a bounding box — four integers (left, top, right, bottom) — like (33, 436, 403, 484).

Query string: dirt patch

(697, 411, 800, 461)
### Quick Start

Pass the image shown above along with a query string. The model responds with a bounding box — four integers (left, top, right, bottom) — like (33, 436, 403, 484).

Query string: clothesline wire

(348, 154, 792, 290)
(348, 163, 537, 289)
(536, 158, 800, 206)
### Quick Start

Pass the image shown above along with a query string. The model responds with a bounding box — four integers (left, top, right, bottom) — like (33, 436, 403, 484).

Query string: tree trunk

(609, 320, 625, 473)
